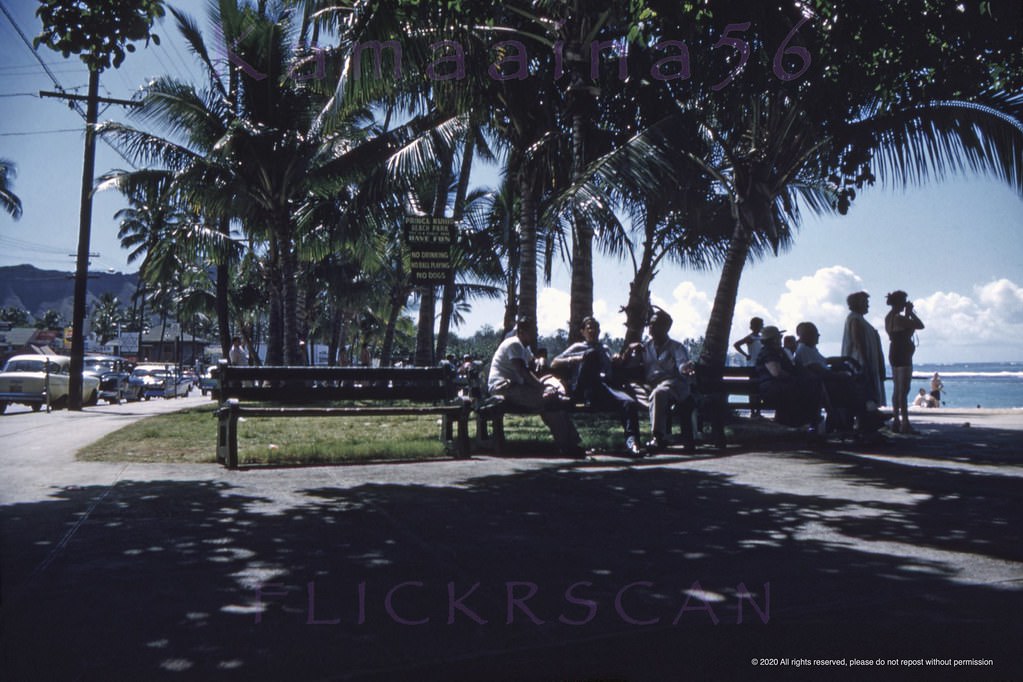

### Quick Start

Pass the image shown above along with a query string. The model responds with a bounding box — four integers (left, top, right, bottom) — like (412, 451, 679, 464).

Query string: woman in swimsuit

(884, 290, 925, 433)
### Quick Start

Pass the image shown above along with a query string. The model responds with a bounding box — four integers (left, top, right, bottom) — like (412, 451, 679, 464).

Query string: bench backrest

(216, 362, 457, 403)
(718, 366, 757, 397)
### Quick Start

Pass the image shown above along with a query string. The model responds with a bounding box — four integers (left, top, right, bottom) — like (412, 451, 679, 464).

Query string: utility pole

(40, 83, 140, 410)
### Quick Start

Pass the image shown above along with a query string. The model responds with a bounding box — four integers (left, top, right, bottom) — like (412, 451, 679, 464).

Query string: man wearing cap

(755, 324, 825, 433)
(488, 317, 584, 457)
(627, 308, 695, 453)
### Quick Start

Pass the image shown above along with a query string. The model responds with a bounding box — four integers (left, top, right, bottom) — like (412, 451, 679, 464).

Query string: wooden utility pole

(40, 83, 139, 410)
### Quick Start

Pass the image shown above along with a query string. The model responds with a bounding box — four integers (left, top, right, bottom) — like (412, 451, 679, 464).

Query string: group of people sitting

(482, 287, 926, 457)
(740, 289, 926, 438)
(486, 309, 695, 458)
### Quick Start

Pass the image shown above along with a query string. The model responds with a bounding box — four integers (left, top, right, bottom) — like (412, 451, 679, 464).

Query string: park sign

(405, 215, 455, 285)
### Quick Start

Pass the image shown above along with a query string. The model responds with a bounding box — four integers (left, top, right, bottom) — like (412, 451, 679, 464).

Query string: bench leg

(441, 413, 454, 446)
(217, 412, 228, 465)
(456, 411, 470, 459)
(493, 413, 506, 455)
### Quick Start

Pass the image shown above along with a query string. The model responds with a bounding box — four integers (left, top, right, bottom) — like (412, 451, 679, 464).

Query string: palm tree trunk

(517, 169, 539, 341)
(624, 267, 655, 345)
(568, 207, 593, 340)
(503, 237, 520, 336)
(266, 241, 284, 365)
(279, 219, 303, 366)
(624, 215, 660, 343)
(158, 308, 168, 361)
(568, 109, 593, 342)
(135, 280, 146, 361)
(700, 218, 751, 367)
(380, 248, 409, 365)
(216, 215, 231, 358)
(436, 136, 475, 357)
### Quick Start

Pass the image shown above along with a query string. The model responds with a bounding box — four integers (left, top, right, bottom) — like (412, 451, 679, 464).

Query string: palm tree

(101, 1, 455, 366)
(679, 89, 1023, 369)
(0, 158, 23, 219)
(566, 0, 1023, 370)
(89, 293, 125, 345)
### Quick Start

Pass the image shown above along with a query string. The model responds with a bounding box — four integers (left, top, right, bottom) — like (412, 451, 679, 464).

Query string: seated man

(755, 325, 825, 434)
(549, 317, 644, 457)
(622, 308, 696, 453)
(487, 316, 584, 457)
(793, 321, 868, 433)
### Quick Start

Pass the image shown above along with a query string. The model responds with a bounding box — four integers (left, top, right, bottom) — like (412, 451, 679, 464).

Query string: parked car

(198, 367, 219, 397)
(0, 354, 100, 413)
(82, 354, 137, 403)
(129, 363, 192, 400)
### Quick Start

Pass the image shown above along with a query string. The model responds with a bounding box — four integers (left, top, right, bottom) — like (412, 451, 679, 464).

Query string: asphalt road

(2, 401, 1021, 680)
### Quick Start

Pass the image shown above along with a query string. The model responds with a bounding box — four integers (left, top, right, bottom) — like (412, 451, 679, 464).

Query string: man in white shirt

(229, 336, 249, 365)
(794, 321, 871, 433)
(626, 309, 694, 452)
(487, 317, 583, 457)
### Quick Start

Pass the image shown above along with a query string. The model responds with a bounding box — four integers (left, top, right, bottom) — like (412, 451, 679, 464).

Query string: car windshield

(85, 360, 117, 372)
(3, 359, 55, 373)
(134, 368, 170, 378)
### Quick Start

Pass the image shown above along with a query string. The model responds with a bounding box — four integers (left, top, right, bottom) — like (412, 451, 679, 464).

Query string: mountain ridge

(0, 264, 140, 323)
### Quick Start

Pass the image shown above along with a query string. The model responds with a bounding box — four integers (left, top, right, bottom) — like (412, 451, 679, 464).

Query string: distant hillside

(0, 264, 140, 322)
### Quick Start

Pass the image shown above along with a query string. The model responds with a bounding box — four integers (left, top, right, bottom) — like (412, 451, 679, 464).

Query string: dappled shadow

(1, 422, 1021, 680)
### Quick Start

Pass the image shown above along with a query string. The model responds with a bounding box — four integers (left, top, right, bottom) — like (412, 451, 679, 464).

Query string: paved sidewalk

(2, 401, 1022, 680)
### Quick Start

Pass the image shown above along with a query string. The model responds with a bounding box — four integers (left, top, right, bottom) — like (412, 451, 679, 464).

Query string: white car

(129, 363, 192, 400)
(0, 354, 100, 413)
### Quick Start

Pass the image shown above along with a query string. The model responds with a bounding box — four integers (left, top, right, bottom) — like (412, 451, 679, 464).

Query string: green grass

(75, 403, 631, 465)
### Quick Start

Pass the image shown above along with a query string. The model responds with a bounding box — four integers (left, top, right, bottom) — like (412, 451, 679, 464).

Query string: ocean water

(913, 363, 1023, 409)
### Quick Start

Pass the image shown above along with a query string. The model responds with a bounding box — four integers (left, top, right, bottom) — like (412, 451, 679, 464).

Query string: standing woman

(884, 291, 925, 433)
(841, 291, 886, 412)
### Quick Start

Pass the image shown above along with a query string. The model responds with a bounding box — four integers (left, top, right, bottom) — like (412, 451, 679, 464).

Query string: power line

(0, 234, 74, 255)
(0, 0, 137, 168)
(0, 128, 84, 136)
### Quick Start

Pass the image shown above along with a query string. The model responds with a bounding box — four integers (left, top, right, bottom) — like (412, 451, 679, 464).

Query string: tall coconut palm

(0, 158, 23, 219)
(573, 0, 1023, 369)
(101, 1, 456, 366)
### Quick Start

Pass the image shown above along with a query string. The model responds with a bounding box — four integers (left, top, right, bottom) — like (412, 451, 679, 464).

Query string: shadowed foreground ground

(1, 405, 1021, 680)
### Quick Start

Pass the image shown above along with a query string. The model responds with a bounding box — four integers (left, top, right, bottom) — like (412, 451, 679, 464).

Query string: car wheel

(30, 402, 42, 412)
(0, 401, 7, 414)
(85, 391, 99, 407)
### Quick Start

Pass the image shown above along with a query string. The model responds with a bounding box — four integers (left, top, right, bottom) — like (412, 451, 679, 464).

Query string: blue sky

(1, 0, 1021, 363)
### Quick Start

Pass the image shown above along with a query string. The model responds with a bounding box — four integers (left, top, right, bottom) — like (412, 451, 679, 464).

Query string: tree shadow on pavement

(1, 423, 1021, 681)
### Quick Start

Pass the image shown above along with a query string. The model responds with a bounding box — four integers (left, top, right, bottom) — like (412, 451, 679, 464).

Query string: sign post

(405, 215, 455, 284)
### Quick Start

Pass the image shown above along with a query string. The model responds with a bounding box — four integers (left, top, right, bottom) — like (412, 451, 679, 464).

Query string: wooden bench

(214, 362, 471, 468)
(694, 365, 759, 447)
(475, 366, 760, 454)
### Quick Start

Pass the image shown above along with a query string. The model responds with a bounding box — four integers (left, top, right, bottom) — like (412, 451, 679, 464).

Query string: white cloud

(536, 288, 628, 337)
(534, 272, 1023, 362)
(651, 281, 713, 341)
(774, 265, 864, 332)
(976, 279, 1023, 324)
(537, 287, 571, 335)
(914, 279, 1023, 352)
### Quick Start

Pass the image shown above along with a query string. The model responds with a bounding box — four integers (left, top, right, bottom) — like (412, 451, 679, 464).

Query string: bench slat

(232, 405, 466, 418)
